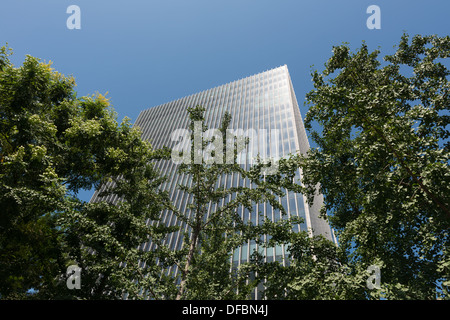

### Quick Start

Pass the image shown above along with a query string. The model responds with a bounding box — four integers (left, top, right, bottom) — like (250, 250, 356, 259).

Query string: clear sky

(1, 0, 449, 201)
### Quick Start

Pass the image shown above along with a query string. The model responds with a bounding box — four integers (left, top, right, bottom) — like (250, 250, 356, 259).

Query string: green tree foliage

(159, 105, 304, 300)
(298, 34, 450, 299)
(247, 231, 372, 299)
(0, 46, 311, 300)
(0, 45, 172, 299)
(5, 33, 448, 300)
(56, 120, 175, 300)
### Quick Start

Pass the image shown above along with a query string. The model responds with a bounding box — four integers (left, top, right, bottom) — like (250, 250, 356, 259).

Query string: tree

(56, 117, 175, 300)
(0, 45, 319, 300)
(298, 33, 450, 299)
(159, 105, 304, 300)
(0, 45, 172, 299)
(0, 46, 76, 298)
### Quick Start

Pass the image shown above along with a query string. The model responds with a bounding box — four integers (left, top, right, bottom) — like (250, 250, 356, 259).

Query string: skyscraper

(90, 65, 335, 298)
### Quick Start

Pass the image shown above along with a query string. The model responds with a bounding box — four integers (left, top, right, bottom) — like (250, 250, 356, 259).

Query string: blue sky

(1, 0, 449, 201)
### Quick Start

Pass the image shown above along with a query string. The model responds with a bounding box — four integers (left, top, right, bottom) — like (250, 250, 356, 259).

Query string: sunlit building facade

(90, 65, 335, 298)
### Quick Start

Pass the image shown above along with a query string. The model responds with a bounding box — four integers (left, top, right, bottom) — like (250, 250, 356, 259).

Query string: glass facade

(90, 65, 335, 298)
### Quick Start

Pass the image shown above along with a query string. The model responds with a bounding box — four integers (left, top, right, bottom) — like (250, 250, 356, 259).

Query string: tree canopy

(0, 45, 310, 300)
(0, 45, 173, 299)
(300, 33, 450, 299)
(1, 33, 449, 300)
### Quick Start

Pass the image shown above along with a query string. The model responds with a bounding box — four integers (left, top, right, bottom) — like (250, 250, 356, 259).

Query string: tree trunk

(176, 227, 199, 300)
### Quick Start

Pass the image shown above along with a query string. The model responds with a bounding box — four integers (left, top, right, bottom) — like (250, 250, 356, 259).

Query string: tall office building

(90, 65, 335, 298)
